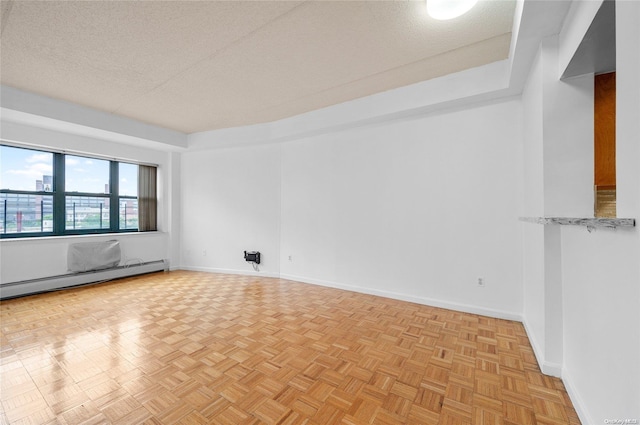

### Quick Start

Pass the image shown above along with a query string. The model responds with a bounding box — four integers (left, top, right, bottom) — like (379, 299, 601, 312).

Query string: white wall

(520, 42, 547, 368)
(167, 151, 182, 271)
(561, 227, 640, 422)
(520, 0, 640, 421)
(520, 33, 595, 377)
(560, 0, 640, 422)
(279, 99, 523, 319)
(180, 144, 281, 277)
(0, 120, 176, 284)
(181, 97, 524, 319)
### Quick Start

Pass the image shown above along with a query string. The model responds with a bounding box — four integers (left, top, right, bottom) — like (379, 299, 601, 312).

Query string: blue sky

(1, 146, 137, 195)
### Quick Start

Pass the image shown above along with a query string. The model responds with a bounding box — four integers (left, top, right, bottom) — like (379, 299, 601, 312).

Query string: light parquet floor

(0, 271, 580, 425)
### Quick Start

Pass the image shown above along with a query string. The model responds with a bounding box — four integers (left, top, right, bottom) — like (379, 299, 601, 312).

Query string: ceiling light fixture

(427, 0, 478, 20)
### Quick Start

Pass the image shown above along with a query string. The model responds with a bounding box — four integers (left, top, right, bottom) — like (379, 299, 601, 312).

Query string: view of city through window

(1, 145, 138, 235)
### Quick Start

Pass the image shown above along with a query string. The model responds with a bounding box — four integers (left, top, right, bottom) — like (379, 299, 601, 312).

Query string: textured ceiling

(0, 0, 516, 134)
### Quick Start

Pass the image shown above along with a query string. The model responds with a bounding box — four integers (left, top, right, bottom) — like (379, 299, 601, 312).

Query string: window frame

(117, 162, 140, 231)
(1, 144, 143, 239)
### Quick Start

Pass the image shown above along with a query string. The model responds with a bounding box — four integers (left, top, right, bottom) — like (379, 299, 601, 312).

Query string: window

(119, 162, 138, 230)
(1, 144, 156, 238)
(0, 147, 53, 235)
(65, 155, 111, 231)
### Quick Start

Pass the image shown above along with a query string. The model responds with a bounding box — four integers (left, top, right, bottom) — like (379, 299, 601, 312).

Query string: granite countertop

(519, 216, 635, 230)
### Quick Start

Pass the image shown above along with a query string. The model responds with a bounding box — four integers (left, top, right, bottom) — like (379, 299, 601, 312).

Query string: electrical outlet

(477, 278, 485, 287)
(288, 255, 292, 262)
(202, 250, 207, 257)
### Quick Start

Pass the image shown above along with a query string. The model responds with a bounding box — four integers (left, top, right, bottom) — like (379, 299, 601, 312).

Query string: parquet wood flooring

(0, 271, 580, 424)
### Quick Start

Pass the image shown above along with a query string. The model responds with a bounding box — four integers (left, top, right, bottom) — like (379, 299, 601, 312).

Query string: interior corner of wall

(521, 315, 547, 371)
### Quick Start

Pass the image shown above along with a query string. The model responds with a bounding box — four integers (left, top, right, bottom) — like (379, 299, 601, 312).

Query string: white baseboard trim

(521, 315, 591, 421)
(541, 361, 562, 377)
(562, 367, 593, 425)
(180, 265, 280, 279)
(279, 273, 522, 322)
(0, 260, 167, 299)
(520, 318, 562, 378)
(175, 268, 522, 321)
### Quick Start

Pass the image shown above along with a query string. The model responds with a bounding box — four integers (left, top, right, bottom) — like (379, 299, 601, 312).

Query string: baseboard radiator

(0, 259, 168, 299)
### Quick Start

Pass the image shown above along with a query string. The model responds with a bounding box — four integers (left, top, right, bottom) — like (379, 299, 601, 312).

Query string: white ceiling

(0, 0, 516, 134)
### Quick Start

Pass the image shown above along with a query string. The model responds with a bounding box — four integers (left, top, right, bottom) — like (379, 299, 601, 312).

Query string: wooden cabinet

(594, 72, 616, 217)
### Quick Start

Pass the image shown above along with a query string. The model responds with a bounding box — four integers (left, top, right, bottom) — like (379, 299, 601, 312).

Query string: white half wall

(561, 227, 640, 423)
(0, 232, 168, 284)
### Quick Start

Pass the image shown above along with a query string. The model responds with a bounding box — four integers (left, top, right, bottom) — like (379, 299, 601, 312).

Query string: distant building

(43, 175, 52, 192)
(0, 174, 54, 234)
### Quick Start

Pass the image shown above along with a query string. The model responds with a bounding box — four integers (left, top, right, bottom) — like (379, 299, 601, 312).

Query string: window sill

(0, 231, 166, 243)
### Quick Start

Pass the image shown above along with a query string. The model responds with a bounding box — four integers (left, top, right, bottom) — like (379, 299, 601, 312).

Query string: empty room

(1, 0, 639, 424)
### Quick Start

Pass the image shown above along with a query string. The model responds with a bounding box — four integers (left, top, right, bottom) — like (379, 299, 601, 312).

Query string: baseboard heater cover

(0, 260, 168, 299)
(68, 240, 121, 272)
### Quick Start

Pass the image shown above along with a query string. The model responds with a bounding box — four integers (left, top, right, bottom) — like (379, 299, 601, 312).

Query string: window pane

(65, 196, 109, 230)
(1, 145, 53, 191)
(1, 146, 147, 238)
(119, 163, 138, 197)
(1, 193, 53, 234)
(119, 198, 138, 230)
(65, 155, 110, 194)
